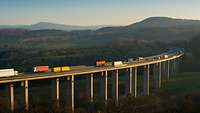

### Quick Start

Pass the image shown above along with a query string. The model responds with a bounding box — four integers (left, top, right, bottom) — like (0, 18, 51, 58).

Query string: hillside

(97, 17, 200, 41)
(1, 17, 200, 72)
(1, 17, 200, 48)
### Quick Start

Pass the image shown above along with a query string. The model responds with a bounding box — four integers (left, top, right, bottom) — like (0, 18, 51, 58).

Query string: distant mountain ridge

(0, 22, 110, 31)
(96, 17, 200, 41)
(1, 17, 200, 43)
(98, 17, 200, 31)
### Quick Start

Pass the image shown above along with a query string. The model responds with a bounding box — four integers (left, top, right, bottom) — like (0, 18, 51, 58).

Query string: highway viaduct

(0, 51, 184, 112)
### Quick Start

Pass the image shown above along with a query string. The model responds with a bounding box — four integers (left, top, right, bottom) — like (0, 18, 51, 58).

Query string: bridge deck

(0, 53, 183, 84)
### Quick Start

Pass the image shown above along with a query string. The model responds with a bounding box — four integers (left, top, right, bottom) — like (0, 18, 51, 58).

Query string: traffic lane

(0, 53, 182, 82)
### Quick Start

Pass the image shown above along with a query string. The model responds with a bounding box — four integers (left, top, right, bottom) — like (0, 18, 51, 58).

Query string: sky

(1, 0, 200, 26)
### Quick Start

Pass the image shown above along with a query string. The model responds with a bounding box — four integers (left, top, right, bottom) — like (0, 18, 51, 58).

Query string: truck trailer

(0, 69, 18, 77)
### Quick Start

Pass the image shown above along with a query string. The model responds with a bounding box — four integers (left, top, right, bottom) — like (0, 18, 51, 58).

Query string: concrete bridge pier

(100, 72, 104, 100)
(162, 62, 167, 79)
(9, 83, 14, 112)
(90, 74, 94, 102)
(24, 80, 29, 111)
(174, 59, 177, 75)
(177, 57, 181, 73)
(71, 75, 75, 113)
(143, 65, 150, 96)
(167, 60, 170, 80)
(128, 67, 133, 95)
(52, 78, 60, 109)
(100, 71, 108, 103)
(86, 74, 94, 102)
(158, 62, 162, 88)
(104, 71, 108, 102)
(134, 67, 138, 97)
(112, 70, 119, 104)
(127, 67, 137, 97)
(154, 63, 162, 88)
(171, 59, 176, 76)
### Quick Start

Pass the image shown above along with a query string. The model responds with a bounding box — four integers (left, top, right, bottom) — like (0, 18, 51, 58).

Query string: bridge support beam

(86, 74, 94, 101)
(100, 71, 108, 103)
(56, 78, 60, 108)
(71, 75, 75, 113)
(24, 80, 29, 111)
(104, 71, 108, 102)
(129, 67, 133, 95)
(112, 70, 119, 104)
(90, 74, 94, 102)
(167, 60, 170, 80)
(154, 63, 162, 88)
(128, 67, 137, 97)
(158, 62, 162, 88)
(176, 58, 180, 73)
(173, 59, 176, 75)
(162, 62, 166, 79)
(52, 78, 60, 108)
(143, 65, 150, 96)
(10, 83, 14, 112)
(134, 67, 137, 97)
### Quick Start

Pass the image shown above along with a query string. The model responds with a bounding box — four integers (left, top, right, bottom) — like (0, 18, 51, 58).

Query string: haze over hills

(0, 22, 111, 31)
(1, 17, 200, 46)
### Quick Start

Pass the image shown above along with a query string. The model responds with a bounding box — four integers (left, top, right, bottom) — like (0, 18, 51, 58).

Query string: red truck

(34, 66, 50, 72)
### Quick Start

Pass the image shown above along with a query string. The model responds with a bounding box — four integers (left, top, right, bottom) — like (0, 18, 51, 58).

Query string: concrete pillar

(100, 72, 104, 99)
(24, 80, 29, 111)
(71, 75, 75, 113)
(158, 62, 162, 88)
(52, 78, 60, 108)
(67, 76, 71, 109)
(154, 63, 161, 88)
(174, 59, 176, 75)
(134, 67, 137, 97)
(90, 74, 94, 102)
(176, 58, 180, 73)
(162, 62, 166, 78)
(153, 64, 157, 86)
(86, 74, 94, 101)
(112, 70, 119, 103)
(56, 78, 60, 108)
(167, 60, 170, 80)
(171, 60, 175, 76)
(116, 70, 119, 103)
(10, 83, 14, 112)
(143, 65, 150, 96)
(104, 71, 108, 102)
(129, 67, 133, 95)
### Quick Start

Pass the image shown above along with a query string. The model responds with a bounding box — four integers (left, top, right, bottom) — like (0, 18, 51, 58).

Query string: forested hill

(1, 17, 200, 48)
(1, 17, 200, 72)
(97, 17, 200, 41)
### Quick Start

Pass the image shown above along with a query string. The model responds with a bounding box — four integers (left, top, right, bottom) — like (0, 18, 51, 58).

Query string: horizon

(1, 16, 200, 26)
(1, 0, 200, 26)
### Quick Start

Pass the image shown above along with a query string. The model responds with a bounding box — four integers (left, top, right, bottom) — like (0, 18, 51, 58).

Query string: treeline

(0, 40, 165, 72)
(3, 93, 200, 113)
(1, 29, 200, 73)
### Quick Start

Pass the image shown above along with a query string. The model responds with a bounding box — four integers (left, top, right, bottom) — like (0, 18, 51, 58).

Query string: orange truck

(52, 66, 71, 72)
(34, 66, 49, 72)
(96, 60, 106, 67)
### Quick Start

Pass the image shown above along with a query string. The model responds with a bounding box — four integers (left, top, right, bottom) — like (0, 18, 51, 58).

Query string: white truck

(138, 57, 144, 61)
(164, 55, 169, 58)
(113, 61, 124, 67)
(0, 69, 18, 77)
